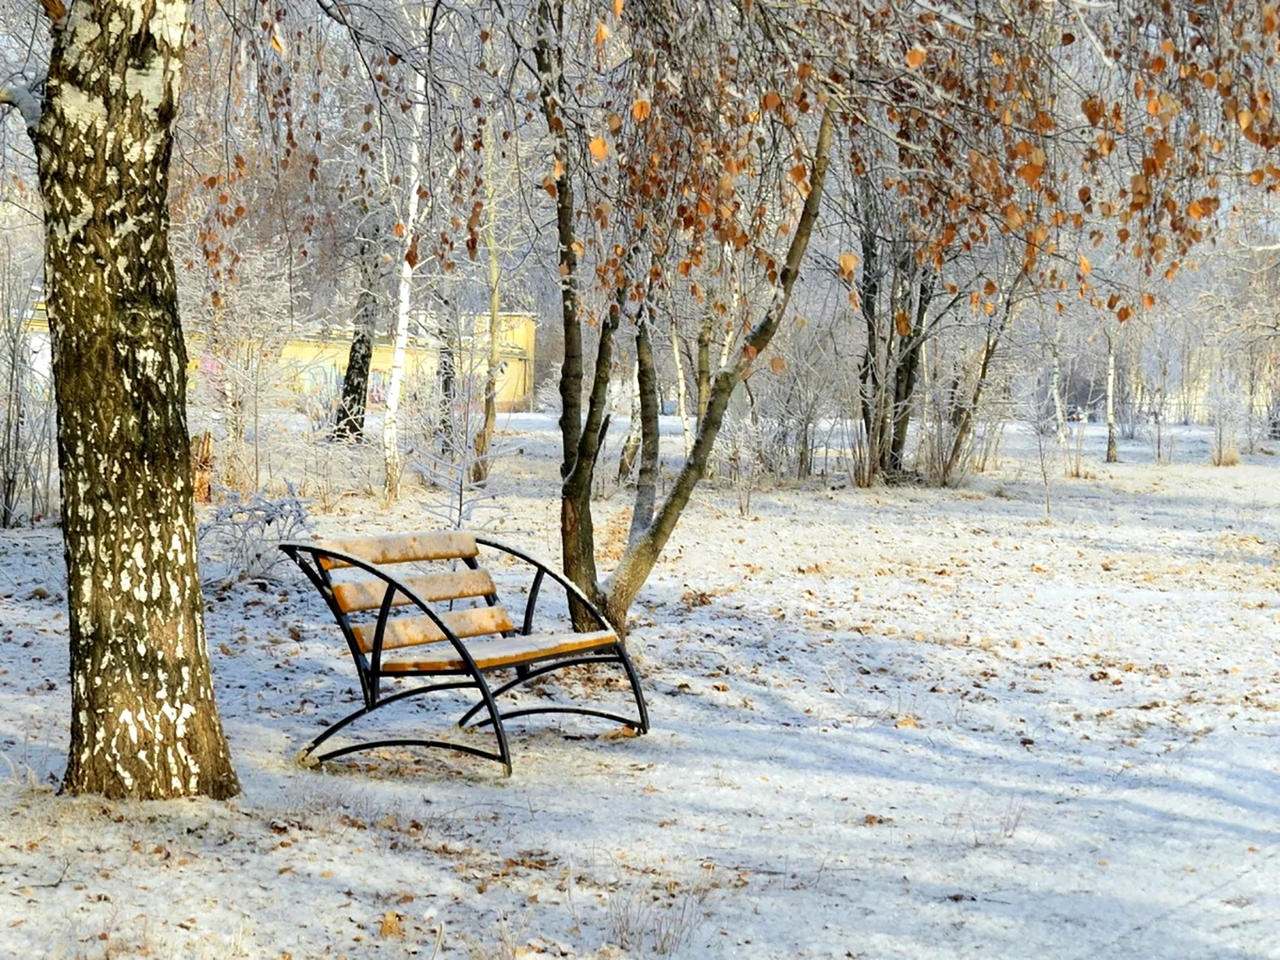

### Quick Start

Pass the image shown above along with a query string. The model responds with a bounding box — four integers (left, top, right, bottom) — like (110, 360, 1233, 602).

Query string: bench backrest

(314, 531, 514, 653)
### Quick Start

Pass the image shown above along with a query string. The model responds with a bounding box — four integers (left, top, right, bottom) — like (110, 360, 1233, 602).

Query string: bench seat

(381, 628, 619, 673)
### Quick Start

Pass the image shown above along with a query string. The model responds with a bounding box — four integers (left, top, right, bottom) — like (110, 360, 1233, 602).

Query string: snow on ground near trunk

(2, 419, 1279, 959)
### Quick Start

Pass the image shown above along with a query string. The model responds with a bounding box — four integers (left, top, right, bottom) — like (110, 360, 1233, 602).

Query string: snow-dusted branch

(0, 76, 43, 136)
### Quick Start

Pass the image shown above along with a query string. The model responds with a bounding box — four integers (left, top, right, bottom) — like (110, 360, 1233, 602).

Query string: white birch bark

(381, 55, 428, 503)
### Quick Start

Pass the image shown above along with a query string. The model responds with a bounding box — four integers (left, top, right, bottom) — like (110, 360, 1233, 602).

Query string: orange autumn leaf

(769, 356, 787, 374)
(594, 21, 609, 49)
(631, 99, 651, 122)
(895, 310, 912, 336)
(1238, 108, 1254, 132)
(838, 252, 858, 279)
(589, 136, 608, 162)
(613, 0, 623, 15)
(1078, 253, 1092, 276)
(905, 46, 927, 70)
(1187, 196, 1218, 220)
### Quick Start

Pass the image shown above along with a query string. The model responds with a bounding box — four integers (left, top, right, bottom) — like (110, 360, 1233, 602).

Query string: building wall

(25, 309, 537, 411)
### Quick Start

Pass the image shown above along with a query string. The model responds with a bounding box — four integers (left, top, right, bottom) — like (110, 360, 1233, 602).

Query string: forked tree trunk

(37, 0, 237, 799)
(601, 110, 835, 627)
(332, 240, 379, 442)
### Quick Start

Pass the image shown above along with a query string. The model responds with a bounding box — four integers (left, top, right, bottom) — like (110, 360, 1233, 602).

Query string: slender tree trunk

(381, 56, 427, 503)
(1105, 332, 1118, 462)
(617, 361, 642, 483)
(472, 129, 502, 485)
(943, 295, 1017, 485)
(383, 244, 413, 501)
(669, 323, 694, 459)
(694, 317, 712, 428)
(1049, 324, 1067, 449)
(38, 0, 237, 799)
(535, 0, 582, 479)
(628, 317, 660, 544)
(887, 271, 932, 473)
(332, 240, 379, 442)
(603, 109, 834, 626)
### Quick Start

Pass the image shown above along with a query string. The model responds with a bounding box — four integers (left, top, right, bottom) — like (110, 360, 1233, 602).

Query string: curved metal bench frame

(279, 536, 649, 775)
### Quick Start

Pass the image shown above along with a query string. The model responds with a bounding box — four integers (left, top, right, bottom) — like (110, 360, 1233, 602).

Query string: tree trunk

(381, 53, 427, 503)
(1105, 333, 1118, 463)
(887, 271, 932, 473)
(627, 317, 660, 544)
(1049, 325, 1067, 448)
(332, 240, 379, 442)
(382, 245, 413, 501)
(472, 128, 502, 485)
(38, 0, 237, 799)
(603, 109, 834, 626)
(617, 361, 642, 483)
(535, 0, 583, 480)
(694, 317, 712, 429)
(669, 322, 694, 459)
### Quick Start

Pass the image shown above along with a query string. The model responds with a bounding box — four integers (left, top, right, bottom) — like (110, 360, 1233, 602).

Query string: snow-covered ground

(2, 418, 1278, 959)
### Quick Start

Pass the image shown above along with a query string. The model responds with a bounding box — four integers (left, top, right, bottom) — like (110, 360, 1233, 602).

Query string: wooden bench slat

(331, 569, 496, 613)
(316, 531, 478, 570)
(352, 605, 514, 653)
(381, 629, 618, 673)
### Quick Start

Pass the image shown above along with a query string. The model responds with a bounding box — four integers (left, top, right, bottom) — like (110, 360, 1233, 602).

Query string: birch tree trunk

(1049, 325, 1068, 448)
(669, 324, 694, 459)
(381, 66, 427, 503)
(1105, 332, 1118, 463)
(617, 361, 642, 483)
(37, 0, 237, 799)
(382, 236, 414, 501)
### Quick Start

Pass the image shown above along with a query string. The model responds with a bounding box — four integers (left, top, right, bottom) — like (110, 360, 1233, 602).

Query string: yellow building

(274, 312, 536, 411)
(25, 308, 537, 412)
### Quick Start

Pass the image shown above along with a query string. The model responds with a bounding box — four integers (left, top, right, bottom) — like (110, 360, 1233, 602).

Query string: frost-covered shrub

(533, 376, 562, 415)
(1205, 370, 1245, 466)
(198, 485, 311, 584)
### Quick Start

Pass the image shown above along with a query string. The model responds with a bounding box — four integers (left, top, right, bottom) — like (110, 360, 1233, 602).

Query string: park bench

(280, 531, 649, 774)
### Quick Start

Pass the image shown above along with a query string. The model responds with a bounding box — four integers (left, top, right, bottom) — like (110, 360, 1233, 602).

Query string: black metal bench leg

(457, 646, 648, 735)
(298, 700, 377, 766)
(472, 671, 512, 775)
(616, 644, 650, 734)
(298, 680, 512, 771)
